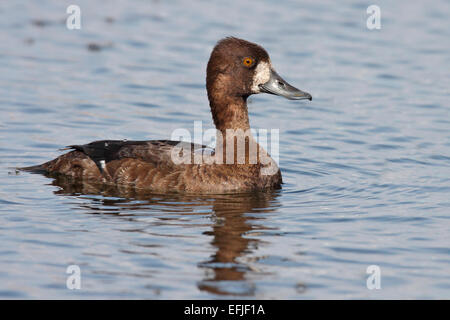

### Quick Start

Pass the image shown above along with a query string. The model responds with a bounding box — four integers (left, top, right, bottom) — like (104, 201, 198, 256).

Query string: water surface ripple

(0, 0, 449, 299)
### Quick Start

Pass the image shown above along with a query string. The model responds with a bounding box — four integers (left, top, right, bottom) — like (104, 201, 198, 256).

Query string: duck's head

(206, 37, 312, 102)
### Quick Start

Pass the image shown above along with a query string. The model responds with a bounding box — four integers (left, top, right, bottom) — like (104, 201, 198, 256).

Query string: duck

(21, 37, 312, 193)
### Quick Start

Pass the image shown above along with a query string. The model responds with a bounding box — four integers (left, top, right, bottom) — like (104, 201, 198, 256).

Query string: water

(0, 0, 449, 299)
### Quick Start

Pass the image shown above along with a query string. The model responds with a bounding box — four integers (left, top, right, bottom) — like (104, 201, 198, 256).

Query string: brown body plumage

(21, 37, 312, 194)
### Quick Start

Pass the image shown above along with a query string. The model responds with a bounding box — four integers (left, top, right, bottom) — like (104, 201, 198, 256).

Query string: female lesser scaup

(21, 37, 312, 193)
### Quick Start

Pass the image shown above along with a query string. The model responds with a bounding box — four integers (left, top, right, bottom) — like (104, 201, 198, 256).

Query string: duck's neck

(206, 77, 278, 175)
(208, 89, 266, 166)
(209, 94, 251, 134)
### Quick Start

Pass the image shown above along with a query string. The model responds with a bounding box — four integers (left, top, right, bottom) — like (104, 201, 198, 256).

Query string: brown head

(206, 37, 312, 131)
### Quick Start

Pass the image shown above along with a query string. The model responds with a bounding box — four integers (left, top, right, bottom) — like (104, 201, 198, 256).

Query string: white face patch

(251, 61, 271, 93)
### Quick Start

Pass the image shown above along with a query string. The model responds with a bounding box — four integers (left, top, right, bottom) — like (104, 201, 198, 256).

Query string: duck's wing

(67, 139, 207, 172)
(20, 139, 208, 176)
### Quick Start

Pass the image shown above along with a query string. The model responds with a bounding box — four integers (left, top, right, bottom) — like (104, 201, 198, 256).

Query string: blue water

(0, 0, 449, 299)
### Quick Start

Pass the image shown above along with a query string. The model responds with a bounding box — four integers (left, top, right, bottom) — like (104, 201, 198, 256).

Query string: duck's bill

(259, 69, 312, 101)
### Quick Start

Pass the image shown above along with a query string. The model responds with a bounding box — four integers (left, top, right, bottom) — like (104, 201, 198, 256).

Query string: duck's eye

(242, 57, 254, 67)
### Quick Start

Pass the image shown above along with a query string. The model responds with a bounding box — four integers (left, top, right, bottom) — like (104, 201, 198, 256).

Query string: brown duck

(21, 37, 312, 193)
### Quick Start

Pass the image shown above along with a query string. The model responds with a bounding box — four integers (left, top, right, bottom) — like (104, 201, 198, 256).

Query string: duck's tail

(17, 163, 49, 174)
(18, 147, 77, 174)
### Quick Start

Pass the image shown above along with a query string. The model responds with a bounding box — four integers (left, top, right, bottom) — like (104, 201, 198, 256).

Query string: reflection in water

(198, 192, 280, 296)
(48, 174, 282, 296)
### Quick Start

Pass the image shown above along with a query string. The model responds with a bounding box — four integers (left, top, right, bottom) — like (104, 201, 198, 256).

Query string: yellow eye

(242, 57, 254, 67)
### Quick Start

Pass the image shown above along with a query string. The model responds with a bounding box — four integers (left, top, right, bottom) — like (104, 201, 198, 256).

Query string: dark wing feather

(67, 140, 207, 172)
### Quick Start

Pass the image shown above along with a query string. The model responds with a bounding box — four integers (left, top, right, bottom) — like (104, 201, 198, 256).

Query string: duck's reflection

(48, 175, 281, 296)
(197, 192, 280, 296)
